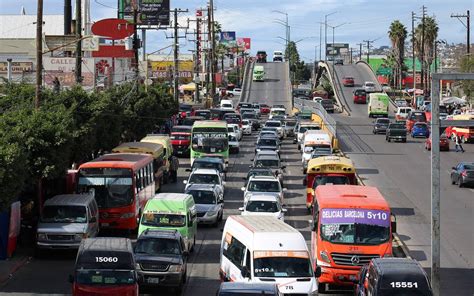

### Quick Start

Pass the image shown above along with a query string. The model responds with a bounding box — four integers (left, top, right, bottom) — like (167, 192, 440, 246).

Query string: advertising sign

(237, 37, 251, 51)
(0, 62, 33, 73)
(91, 18, 134, 40)
(220, 31, 237, 46)
(150, 61, 194, 81)
(326, 43, 349, 58)
(119, 0, 170, 26)
(43, 57, 95, 87)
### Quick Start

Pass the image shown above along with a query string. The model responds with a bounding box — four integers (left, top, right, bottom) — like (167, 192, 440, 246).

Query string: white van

(294, 121, 321, 147)
(219, 216, 319, 295)
(395, 107, 412, 121)
(301, 130, 332, 172)
(220, 99, 234, 110)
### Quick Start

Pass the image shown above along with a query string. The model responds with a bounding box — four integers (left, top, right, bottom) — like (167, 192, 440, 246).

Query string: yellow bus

(112, 142, 166, 191)
(304, 156, 357, 210)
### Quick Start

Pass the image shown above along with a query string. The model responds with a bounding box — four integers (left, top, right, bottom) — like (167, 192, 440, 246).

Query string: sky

(1, 0, 472, 62)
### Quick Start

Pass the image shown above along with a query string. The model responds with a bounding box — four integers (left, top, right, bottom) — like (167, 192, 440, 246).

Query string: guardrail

(294, 97, 337, 137)
(240, 59, 253, 103)
(317, 62, 350, 115)
(285, 62, 293, 108)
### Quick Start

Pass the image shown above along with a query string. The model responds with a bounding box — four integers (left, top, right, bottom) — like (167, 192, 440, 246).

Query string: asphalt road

(332, 64, 474, 295)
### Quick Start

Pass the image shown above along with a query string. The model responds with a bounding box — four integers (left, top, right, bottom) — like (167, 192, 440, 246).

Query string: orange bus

(304, 156, 357, 210)
(310, 185, 395, 292)
(77, 153, 155, 231)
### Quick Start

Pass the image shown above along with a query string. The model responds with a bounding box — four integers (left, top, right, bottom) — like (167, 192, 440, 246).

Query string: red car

(353, 89, 367, 104)
(343, 76, 354, 86)
(260, 104, 270, 114)
(425, 134, 450, 151)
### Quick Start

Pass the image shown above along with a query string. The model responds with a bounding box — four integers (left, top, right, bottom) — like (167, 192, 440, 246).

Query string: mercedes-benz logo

(351, 255, 360, 265)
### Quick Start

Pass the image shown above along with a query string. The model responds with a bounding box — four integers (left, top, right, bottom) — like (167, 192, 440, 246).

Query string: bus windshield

(77, 168, 133, 208)
(76, 270, 135, 285)
(320, 208, 390, 245)
(192, 132, 228, 153)
(253, 256, 312, 278)
(141, 213, 186, 227)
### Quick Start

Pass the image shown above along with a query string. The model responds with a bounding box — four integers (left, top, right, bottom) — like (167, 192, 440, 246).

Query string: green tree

(459, 55, 474, 105)
(388, 20, 408, 89)
(0, 140, 27, 211)
(285, 41, 300, 70)
(415, 16, 438, 90)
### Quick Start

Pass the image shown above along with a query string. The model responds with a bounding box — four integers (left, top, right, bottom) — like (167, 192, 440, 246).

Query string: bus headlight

(320, 251, 331, 263)
(121, 212, 135, 219)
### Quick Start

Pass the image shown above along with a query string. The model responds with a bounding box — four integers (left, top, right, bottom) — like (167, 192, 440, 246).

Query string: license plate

(101, 223, 109, 227)
(177, 151, 183, 154)
(147, 277, 160, 284)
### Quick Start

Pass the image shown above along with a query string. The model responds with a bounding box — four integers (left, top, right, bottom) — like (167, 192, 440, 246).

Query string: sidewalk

(0, 245, 32, 286)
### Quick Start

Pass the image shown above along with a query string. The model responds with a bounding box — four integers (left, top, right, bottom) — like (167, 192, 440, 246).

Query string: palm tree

(388, 20, 408, 89)
(415, 16, 438, 91)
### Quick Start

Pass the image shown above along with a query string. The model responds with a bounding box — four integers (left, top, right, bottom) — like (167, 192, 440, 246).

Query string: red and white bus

(77, 153, 155, 231)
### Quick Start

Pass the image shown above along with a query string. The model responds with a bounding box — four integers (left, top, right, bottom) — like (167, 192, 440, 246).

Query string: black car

(355, 258, 433, 296)
(134, 229, 188, 293)
(194, 110, 211, 120)
(373, 118, 390, 134)
(450, 162, 474, 187)
(320, 99, 335, 113)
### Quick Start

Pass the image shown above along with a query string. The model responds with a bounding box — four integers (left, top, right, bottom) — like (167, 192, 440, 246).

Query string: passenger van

(141, 134, 174, 183)
(70, 237, 138, 296)
(220, 215, 320, 295)
(294, 121, 321, 147)
(368, 93, 389, 118)
(310, 185, 396, 292)
(138, 193, 197, 252)
(112, 142, 166, 191)
(301, 130, 332, 173)
(253, 65, 265, 81)
(37, 193, 99, 251)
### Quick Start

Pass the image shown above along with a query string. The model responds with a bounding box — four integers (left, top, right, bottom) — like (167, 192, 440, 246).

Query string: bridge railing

(240, 59, 254, 103)
(293, 97, 337, 137)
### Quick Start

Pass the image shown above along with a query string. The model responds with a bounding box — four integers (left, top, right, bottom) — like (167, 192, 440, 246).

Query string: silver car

(185, 184, 224, 226)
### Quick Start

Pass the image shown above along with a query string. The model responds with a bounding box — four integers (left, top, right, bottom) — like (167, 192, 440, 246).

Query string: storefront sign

(0, 62, 33, 73)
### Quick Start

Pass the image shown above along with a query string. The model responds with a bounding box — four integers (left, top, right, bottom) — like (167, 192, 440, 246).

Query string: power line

(451, 10, 470, 55)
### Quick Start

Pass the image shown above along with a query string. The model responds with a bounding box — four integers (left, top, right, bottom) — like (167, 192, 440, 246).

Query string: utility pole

(420, 5, 427, 93)
(195, 9, 202, 103)
(209, 0, 217, 100)
(35, 0, 43, 109)
(357, 43, 363, 61)
(133, 7, 139, 92)
(75, 0, 82, 84)
(207, 5, 213, 100)
(319, 22, 322, 61)
(350, 48, 353, 64)
(64, 0, 71, 35)
(412, 11, 417, 106)
(451, 10, 470, 55)
(324, 12, 337, 62)
(168, 8, 189, 105)
(363, 39, 374, 63)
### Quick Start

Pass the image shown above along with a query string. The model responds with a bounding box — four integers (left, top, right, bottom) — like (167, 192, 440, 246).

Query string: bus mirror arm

(314, 266, 322, 278)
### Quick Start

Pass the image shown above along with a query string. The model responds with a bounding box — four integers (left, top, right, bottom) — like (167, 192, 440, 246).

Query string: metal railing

(240, 59, 253, 103)
(293, 97, 337, 137)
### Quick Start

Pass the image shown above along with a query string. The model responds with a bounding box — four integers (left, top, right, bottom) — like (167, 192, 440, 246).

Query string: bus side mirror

(391, 213, 397, 234)
(314, 266, 322, 278)
(68, 274, 74, 283)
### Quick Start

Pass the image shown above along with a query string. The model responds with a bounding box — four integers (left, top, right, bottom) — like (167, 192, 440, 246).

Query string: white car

(220, 99, 234, 110)
(265, 120, 285, 139)
(241, 175, 286, 205)
(227, 88, 242, 97)
(228, 123, 242, 141)
(183, 168, 226, 194)
(363, 81, 376, 93)
(227, 125, 239, 142)
(241, 120, 252, 135)
(228, 134, 240, 154)
(239, 194, 286, 221)
(269, 107, 286, 120)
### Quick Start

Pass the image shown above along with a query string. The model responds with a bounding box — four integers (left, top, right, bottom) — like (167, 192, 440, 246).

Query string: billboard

(220, 31, 236, 47)
(236, 38, 251, 51)
(43, 57, 95, 87)
(118, 0, 170, 26)
(0, 62, 33, 73)
(150, 61, 194, 82)
(326, 43, 349, 59)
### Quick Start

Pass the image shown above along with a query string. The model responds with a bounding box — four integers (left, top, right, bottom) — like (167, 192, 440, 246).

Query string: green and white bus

(368, 92, 389, 118)
(191, 120, 229, 165)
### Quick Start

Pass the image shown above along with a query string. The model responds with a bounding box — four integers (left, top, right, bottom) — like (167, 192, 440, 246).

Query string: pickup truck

(386, 123, 407, 142)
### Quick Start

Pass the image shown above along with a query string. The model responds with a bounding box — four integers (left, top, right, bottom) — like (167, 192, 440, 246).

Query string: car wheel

(402, 138, 406, 143)
(451, 175, 456, 185)
(387, 137, 391, 142)
(458, 177, 464, 188)
(373, 130, 376, 134)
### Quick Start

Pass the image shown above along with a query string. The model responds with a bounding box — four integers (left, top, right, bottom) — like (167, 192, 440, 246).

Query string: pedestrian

(169, 155, 179, 183)
(455, 135, 465, 153)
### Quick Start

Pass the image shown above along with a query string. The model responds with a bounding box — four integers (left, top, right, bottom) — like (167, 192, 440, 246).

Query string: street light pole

(324, 11, 337, 62)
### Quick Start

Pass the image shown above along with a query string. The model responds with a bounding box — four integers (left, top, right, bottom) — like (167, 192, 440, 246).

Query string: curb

(0, 255, 30, 286)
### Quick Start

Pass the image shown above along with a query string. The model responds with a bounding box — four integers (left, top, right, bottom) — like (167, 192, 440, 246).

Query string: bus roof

(369, 92, 390, 100)
(228, 215, 298, 234)
(192, 120, 227, 128)
(315, 185, 390, 210)
(79, 153, 153, 170)
(307, 156, 354, 173)
(112, 142, 164, 158)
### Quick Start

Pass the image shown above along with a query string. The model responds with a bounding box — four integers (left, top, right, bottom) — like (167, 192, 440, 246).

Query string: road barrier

(294, 98, 337, 138)
(240, 59, 253, 103)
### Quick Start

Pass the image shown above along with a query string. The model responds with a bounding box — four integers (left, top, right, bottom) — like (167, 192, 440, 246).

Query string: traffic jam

(24, 71, 444, 296)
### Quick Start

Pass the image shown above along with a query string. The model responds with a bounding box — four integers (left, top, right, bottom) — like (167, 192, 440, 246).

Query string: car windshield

(242, 113, 257, 119)
(242, 120, 250, 125)
(248, 170, 273, 179)
(285, 121, 297, 127)
(390, 124, 405, 129)
(311, 149, 332, 158)
(271, 110, 285, 115)
(409, 113, 426, 122)
(187, 190, 216, 204)
(76, 270, 135, 285)
(229, 135, 238, 142)
(227, 127, 235, 133)
(377, 119, 390, 124)
(141, 213, 186, 227)
(246, 200, 280, 212)
(463, 164, 474, 170)
(320, 209, 390, 245)
(255, 159, 279, 168)
(304, 144, 331, 153)
(135, 238, 181, 256)
(193, 161, 221, 172)
(258, 139, 277, 146)
(248, 181, 280, 192)
(222, 104, 232, 108)
(312, 175, 350, 188)
(77, 168, 133, 209)
(365, 83, 375, 87)
(41, 205, 87, 223)
(266, 122, 281, 127)
(189, 174, 219, 185)
(253, 256, 312, 278)
(415, 124, 427, 129)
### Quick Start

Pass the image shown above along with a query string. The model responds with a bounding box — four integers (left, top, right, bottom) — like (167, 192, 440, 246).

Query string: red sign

(92, 45, 135, 58)
(237, 38, 251, 50)
(92, 18, 134, 40)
